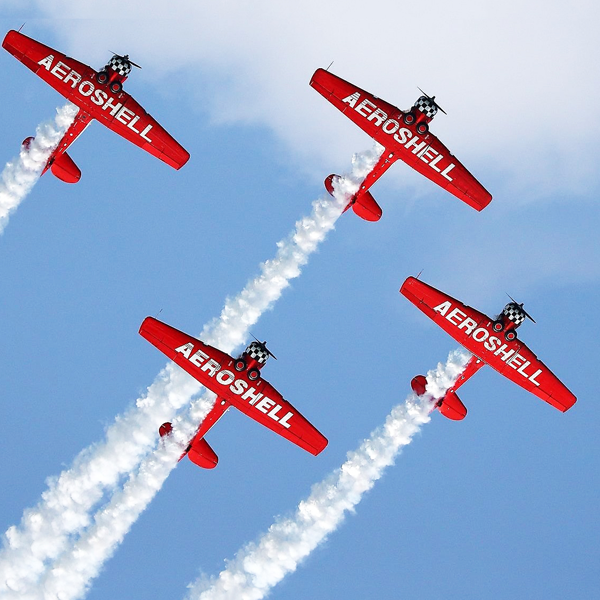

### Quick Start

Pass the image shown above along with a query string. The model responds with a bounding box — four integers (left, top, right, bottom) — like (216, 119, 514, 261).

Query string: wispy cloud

(31, 2, 600, 195)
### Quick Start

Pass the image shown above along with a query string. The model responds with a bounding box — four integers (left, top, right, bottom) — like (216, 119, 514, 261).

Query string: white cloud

(21, 0, 600, 198)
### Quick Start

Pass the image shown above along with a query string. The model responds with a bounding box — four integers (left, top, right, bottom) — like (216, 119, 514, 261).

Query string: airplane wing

(139, 317, 328, 456)
(400, 277, 576, 412)
(3, 30, 189, 170)
(310, 68, 492, 211)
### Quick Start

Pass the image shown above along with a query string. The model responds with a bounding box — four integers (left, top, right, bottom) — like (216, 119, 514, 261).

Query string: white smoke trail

(0, 103, 78, 233)
(0, 145, 383, 598)
(186, 349, 470, 600)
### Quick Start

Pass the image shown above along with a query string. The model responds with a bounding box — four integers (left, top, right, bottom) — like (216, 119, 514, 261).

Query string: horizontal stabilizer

(51, 151, 81, 184)
(324, 174, 353, 214)
(353, 191, 382, 221)
(411, 375, 467, 420)
(187, 437, 218, 469)
(159, 422, 173, 437)
(324, 174, 382, 221)
(411, 375, 428, 396)
(438, 390, 467, 421)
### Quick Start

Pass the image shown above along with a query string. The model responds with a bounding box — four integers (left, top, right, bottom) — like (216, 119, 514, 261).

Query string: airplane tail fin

(51, 151, 81, 184)
(324, 174, 382, 222)
(411, 375, 467, 421)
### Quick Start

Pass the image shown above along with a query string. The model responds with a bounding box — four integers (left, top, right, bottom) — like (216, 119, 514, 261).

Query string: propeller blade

(250, 335, 278, 360)
(417, 87, 447, 115)
(506, 292, 517, 304)
(506, 293, 536, 323)
(109, 51, 142, 69)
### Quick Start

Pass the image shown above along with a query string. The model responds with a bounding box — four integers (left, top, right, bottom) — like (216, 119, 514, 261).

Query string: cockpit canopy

(502, 302, 527, 327)
(414, 95, 438, 119)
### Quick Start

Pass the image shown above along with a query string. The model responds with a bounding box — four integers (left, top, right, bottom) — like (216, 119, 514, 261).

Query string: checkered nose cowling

(108, 55, 132, 77)
(414, 96, 438, 119)
(503, 302, 526, 327)
(244, 341, 269, 365)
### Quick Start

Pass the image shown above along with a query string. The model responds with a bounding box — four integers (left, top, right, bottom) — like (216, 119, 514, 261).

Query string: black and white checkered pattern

(245, 342, 269, 364)
(108, 55, 132, 77)
(503, 303, 526, 326)
(414, 96, 438, 119)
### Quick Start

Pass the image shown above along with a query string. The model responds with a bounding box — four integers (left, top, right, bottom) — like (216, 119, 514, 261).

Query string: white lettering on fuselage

(341, 92, 456, 181)
(432, 300, 543, 386)
(37, 54, 153, 143)
(173, 342, 294, 428)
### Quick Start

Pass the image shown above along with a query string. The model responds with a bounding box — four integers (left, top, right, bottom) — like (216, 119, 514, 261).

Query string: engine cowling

(502, 302, 526, 327)
(413, 95, 438, 120)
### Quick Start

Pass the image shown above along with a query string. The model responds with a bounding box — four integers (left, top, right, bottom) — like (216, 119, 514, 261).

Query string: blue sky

(0, 3, 599, 599)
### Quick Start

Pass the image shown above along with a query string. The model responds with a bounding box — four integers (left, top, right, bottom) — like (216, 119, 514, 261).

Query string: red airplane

(2, 30, 189, 183)
(400, 276, 576, 420)
(310, 69, 492, 222)
(139, 317, 328, 469)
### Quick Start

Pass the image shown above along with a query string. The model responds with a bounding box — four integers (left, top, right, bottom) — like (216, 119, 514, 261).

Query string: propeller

(251, 335, 278, 360)
(506, 293, 536, 323)
(110, 51, 142, 69)
(417, 87, 447, 115)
